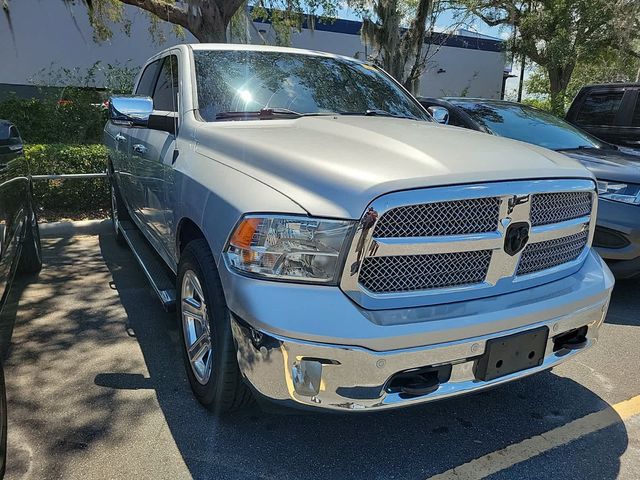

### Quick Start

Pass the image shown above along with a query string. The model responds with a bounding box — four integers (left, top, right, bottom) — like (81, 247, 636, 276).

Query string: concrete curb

(39, 219, 112, 237)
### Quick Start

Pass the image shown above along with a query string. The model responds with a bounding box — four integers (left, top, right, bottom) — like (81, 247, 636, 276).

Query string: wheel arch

(176, 217, 207, 259)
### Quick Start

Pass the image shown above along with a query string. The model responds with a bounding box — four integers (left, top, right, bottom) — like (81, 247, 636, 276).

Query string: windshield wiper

(215, 108, 337, 121)
(340, 109, 419, 120)
(556, 145, 598, 151)
(215, 108, 302, 120)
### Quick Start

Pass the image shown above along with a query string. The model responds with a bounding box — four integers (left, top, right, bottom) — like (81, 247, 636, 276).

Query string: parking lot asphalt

(2, 222, 639, 480)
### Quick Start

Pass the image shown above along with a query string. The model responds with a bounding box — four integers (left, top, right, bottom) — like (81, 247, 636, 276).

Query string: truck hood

(558, 147, 640, 184)
(195, 116, 592, 219)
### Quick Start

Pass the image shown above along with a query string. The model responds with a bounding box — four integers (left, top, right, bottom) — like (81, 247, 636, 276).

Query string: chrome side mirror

(109, 96, 153, 127)
(428, 106, 450, 125)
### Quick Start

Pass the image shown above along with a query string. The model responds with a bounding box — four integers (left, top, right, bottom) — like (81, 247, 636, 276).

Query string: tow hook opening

(553, 326, 588, 354)
(386, 365, 452, 398)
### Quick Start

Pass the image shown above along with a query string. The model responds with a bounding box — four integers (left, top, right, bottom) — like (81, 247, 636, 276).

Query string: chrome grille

(373, 197, 500, 237)
(341, 180, 596, 309)
(530, 192, 592, 226)
(359, 251, 492, 293)
(517, 231, 589, 276)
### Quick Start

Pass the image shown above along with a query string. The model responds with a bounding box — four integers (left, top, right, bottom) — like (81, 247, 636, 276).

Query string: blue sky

(336, 6, 508, 40)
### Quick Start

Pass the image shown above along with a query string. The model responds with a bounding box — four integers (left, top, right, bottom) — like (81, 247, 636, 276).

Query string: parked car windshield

(453, 100, 608, 151)
(193, 50, 430, 122)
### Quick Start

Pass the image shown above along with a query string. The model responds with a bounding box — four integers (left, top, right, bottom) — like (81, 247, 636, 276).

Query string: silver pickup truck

(104, 44, 614, 413)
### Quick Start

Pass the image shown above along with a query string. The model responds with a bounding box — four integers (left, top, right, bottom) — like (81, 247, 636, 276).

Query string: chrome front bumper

(225, 250, 614, 411)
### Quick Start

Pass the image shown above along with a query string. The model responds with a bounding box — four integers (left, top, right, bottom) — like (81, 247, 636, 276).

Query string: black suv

(566, 83, 640, 149)
(0, 120, 43, 476)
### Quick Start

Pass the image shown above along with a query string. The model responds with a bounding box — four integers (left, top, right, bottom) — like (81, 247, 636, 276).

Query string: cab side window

(135, 60, 162, 97)
(575, 90, 624, 126)
(447, 110, 469, 128)
(8, 127, 20, 141)
(152, 56, 179, 112)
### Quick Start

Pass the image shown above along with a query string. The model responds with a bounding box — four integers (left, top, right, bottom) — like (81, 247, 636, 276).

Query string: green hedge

(25, 144, 109, 219)
(0, 96, 107, 145)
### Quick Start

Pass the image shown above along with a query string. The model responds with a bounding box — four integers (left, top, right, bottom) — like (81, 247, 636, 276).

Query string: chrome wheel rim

(110, 183, 119, 233)
(181, 270, 213, 385)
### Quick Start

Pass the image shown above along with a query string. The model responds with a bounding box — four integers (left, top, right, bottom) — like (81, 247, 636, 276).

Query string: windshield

(455, 101, 607, 151)
(193, 50, 429, 122)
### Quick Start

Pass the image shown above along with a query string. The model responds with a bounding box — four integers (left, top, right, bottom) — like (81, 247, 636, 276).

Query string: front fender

(172, 151, 307, 267)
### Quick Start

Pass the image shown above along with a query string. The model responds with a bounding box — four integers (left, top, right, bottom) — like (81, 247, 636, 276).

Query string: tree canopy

(455, 0, 640, 114)
(15, 0, 340, 44)
(354, 0, 468, 93)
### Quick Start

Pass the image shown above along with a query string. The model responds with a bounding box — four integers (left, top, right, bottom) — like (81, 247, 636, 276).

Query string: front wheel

(18, 208, 42, 274)
(177, 239, 252, 412)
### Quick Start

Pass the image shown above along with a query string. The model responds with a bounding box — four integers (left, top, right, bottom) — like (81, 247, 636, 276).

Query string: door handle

(115, 133, 126, 143)
(132, 144, 148, 155)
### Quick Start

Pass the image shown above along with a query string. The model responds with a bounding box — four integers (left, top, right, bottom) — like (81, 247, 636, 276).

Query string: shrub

(0, 61, 137, 145)
(0, 95, 107, 145)
(25, 144, 109, 219)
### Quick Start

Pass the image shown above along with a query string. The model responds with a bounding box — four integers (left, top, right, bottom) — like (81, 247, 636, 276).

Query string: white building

(0, 0, 507, 99)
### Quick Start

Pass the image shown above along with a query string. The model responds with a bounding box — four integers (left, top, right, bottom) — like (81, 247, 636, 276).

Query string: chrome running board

(118, 220, 176, 311)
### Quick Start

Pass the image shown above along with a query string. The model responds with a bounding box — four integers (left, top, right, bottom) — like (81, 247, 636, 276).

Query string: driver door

(128, 54, 179, 263)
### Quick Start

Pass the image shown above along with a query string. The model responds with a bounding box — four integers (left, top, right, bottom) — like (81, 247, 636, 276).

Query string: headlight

(597, 180, 640, 205)
(224, 215, 354, 283)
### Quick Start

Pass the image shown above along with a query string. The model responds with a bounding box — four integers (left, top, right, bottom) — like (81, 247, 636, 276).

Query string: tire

(109, 170, 130, 246)
(18, 207, 42, 274)
(177, 239, 252, 412)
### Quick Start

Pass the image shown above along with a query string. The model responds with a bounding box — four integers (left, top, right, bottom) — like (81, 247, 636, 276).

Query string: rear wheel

(177, 239, 252, 412)
(109, 171, 130, 246)
(18, 207, 42, 274)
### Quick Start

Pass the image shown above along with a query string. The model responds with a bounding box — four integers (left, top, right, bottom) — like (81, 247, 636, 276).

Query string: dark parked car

(566, 83, 640, 149)
(0, 120, 43, 476)
(419, 98, 640, 279)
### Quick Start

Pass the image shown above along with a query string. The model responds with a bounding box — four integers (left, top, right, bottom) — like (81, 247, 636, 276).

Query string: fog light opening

(553, 326, 588, 354)
(386, 365, 452, 398)
(292, 359, 323, 397)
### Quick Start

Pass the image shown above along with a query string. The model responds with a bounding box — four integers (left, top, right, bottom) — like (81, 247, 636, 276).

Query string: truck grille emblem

(504, 222, 530, 256)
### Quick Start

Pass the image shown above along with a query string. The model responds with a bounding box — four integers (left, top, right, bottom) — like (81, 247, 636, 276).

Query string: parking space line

(428, 394, 640, 480)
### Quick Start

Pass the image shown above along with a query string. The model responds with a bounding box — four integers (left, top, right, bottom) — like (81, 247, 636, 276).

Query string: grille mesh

(517, 230, 589, 276)
(530, 192, 592, 226)
(358, 250, 492, 293)
(373, 197, 500, 238)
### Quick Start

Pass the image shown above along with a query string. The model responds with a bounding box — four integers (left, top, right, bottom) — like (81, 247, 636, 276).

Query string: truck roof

(578, 82, 640, 90)
(149, 43, 363, 65)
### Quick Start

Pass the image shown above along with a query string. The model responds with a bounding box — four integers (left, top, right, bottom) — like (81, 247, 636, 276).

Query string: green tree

(455, 0, 640, 114)
(4, 0, 339, 44)
(526, 49, 640, 112)
(356, 0, 464, 93)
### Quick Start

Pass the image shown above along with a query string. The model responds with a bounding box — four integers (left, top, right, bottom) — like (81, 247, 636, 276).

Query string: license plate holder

(475, 327, 549, 382)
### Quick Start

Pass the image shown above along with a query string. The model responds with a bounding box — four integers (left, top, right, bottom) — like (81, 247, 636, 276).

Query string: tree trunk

(400, 0, 433, 94)
(190, 15, 228, 42)
(115, 0, 239, 43)
(547, 64, 574, 115)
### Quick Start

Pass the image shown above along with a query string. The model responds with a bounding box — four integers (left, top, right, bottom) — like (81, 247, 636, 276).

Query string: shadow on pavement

(3, 233, 159, 479)
(604, 278, 640, 327)
(97, 231, 630, 480)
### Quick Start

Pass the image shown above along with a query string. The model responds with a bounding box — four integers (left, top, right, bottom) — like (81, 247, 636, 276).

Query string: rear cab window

(575, 90, 624, 126)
